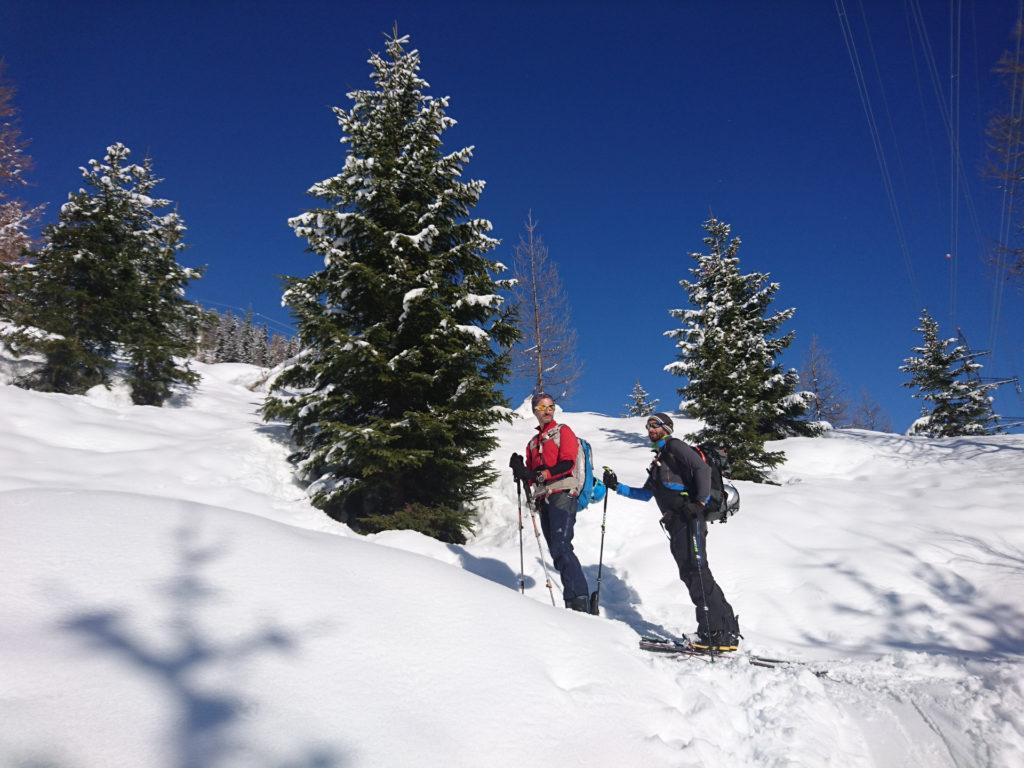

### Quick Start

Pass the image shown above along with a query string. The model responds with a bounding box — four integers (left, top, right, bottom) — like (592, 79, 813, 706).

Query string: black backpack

(692, 443, 739, 524)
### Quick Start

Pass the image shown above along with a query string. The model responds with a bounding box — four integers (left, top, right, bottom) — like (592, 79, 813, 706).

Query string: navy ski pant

(538, 490, 589, 602)
(663, 501, 738, 639)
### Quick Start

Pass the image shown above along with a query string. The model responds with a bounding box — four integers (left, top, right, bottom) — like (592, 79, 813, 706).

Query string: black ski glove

(509, 453, 530, 482)
(685, 500, 706, 522)
(602, 468, 618, 491)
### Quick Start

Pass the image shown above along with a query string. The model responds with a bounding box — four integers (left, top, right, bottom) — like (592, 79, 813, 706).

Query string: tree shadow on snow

(840, 430, 1024, 462)
(934, 532, 1024, 577)
(597, 427, 651, 448)
(56, 523, 348, 768)
(802, 532, 1024, 659)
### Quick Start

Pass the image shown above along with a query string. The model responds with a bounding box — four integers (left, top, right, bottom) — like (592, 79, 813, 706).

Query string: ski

(638, 636, 825, 675)
(639, 636, 713, 658)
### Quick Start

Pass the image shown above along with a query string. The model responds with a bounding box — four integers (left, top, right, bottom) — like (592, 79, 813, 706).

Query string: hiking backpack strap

(532, 426, 582, 498)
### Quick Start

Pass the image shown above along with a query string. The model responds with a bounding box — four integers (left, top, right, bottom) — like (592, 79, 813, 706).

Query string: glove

(602, 468, 618, 491)
(509, 453, 530, 482)
(685, 500, 706, 522)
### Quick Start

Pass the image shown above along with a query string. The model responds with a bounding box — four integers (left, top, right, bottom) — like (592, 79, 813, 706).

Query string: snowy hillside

(2, 364, 1023, 767)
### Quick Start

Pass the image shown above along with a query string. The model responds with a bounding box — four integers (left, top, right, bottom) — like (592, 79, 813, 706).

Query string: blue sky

(4, 1, 1024, 432)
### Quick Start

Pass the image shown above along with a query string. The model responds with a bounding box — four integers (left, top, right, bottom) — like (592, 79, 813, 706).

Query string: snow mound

(2, 367, 1023, 767)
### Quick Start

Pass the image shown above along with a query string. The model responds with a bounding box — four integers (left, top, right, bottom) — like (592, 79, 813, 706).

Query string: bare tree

(849, 388, 893, 432)
(984, 21, 1024, 281)
(0, 61, 42, 265)
(800, 335, 849, 427)
(510, 212, 580, 400)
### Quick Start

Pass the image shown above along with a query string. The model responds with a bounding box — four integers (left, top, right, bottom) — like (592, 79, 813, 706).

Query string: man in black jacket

(603, 412, 740, 651)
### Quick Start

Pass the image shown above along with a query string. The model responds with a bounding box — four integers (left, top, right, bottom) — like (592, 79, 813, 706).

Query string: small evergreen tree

(666, 218, 817, 482)
(264, 33, 517, 543)
(900, 310, 999, 436)
(2, 143, 202, 401)
(623, 379, 658, 416)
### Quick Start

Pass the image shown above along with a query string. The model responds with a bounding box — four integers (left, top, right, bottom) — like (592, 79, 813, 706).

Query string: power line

(834, 0, 923, 309)
(906, 0, 988, 276)
(190, 296, 296, 335)
(904, 0, 945, 207)
(857, 0, 913, 204)
(949, 0, 962, 330)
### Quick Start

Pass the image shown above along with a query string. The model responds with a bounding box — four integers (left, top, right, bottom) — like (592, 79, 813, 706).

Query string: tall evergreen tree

(264, 34, 517, 543)
(2, 143, 202, 401)
(623, 379, 658, 417)
(666, 218, 817, 482)
(900, 310, 999, 436)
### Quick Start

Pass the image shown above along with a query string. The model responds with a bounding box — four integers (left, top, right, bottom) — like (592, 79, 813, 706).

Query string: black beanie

(649, 412, 674, 434)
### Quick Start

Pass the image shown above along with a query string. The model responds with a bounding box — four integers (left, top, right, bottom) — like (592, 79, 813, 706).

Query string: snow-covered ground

(2, 363, 1023, 767)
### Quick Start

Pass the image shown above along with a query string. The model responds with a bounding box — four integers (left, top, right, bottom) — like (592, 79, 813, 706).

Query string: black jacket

(643, 438, 712, 509)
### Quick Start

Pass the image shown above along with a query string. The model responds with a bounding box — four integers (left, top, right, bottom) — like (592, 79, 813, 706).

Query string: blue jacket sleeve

(616, 483, 653, 502)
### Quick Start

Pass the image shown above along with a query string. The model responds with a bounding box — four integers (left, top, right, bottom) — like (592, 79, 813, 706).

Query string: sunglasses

(534, 404, 555, 413)
(646, 420, 665, 430)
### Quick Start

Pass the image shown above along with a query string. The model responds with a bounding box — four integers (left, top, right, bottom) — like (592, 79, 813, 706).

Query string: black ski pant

(538, 490, 589, 603)
(661, 499, 738, 640)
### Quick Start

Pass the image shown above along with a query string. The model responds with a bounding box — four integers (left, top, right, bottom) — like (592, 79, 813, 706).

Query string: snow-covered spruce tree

(665, 218, 818, 483)
(263, 34, 517, 544)
(2, 143, 202, 401)
(241, 310, 269, 367)
(900, 310, 999, 436)
(215, 311, 244, 362)
(623, 379, 659, 417)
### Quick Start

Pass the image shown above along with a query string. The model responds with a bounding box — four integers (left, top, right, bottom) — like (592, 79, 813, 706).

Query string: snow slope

(2, 364, 1023, 767)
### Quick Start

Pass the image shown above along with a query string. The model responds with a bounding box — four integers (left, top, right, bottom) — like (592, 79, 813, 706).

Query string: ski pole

(590, 467, 611, 615)
(514, 478, 526, 594)
(691, 519, 716, 662)
(527, 492, 558, 607)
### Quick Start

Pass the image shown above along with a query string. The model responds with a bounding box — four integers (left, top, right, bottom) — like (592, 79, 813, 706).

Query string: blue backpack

(574, 438, 606, 512)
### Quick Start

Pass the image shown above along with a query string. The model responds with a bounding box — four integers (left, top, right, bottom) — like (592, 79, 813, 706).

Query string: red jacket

(525, 421, 578, 488)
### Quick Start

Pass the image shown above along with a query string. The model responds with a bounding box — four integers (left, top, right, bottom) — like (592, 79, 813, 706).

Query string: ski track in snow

(2, 365, 1023, 767)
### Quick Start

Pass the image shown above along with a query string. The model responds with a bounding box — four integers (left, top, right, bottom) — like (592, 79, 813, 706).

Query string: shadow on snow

(55, 522, 347, 768)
